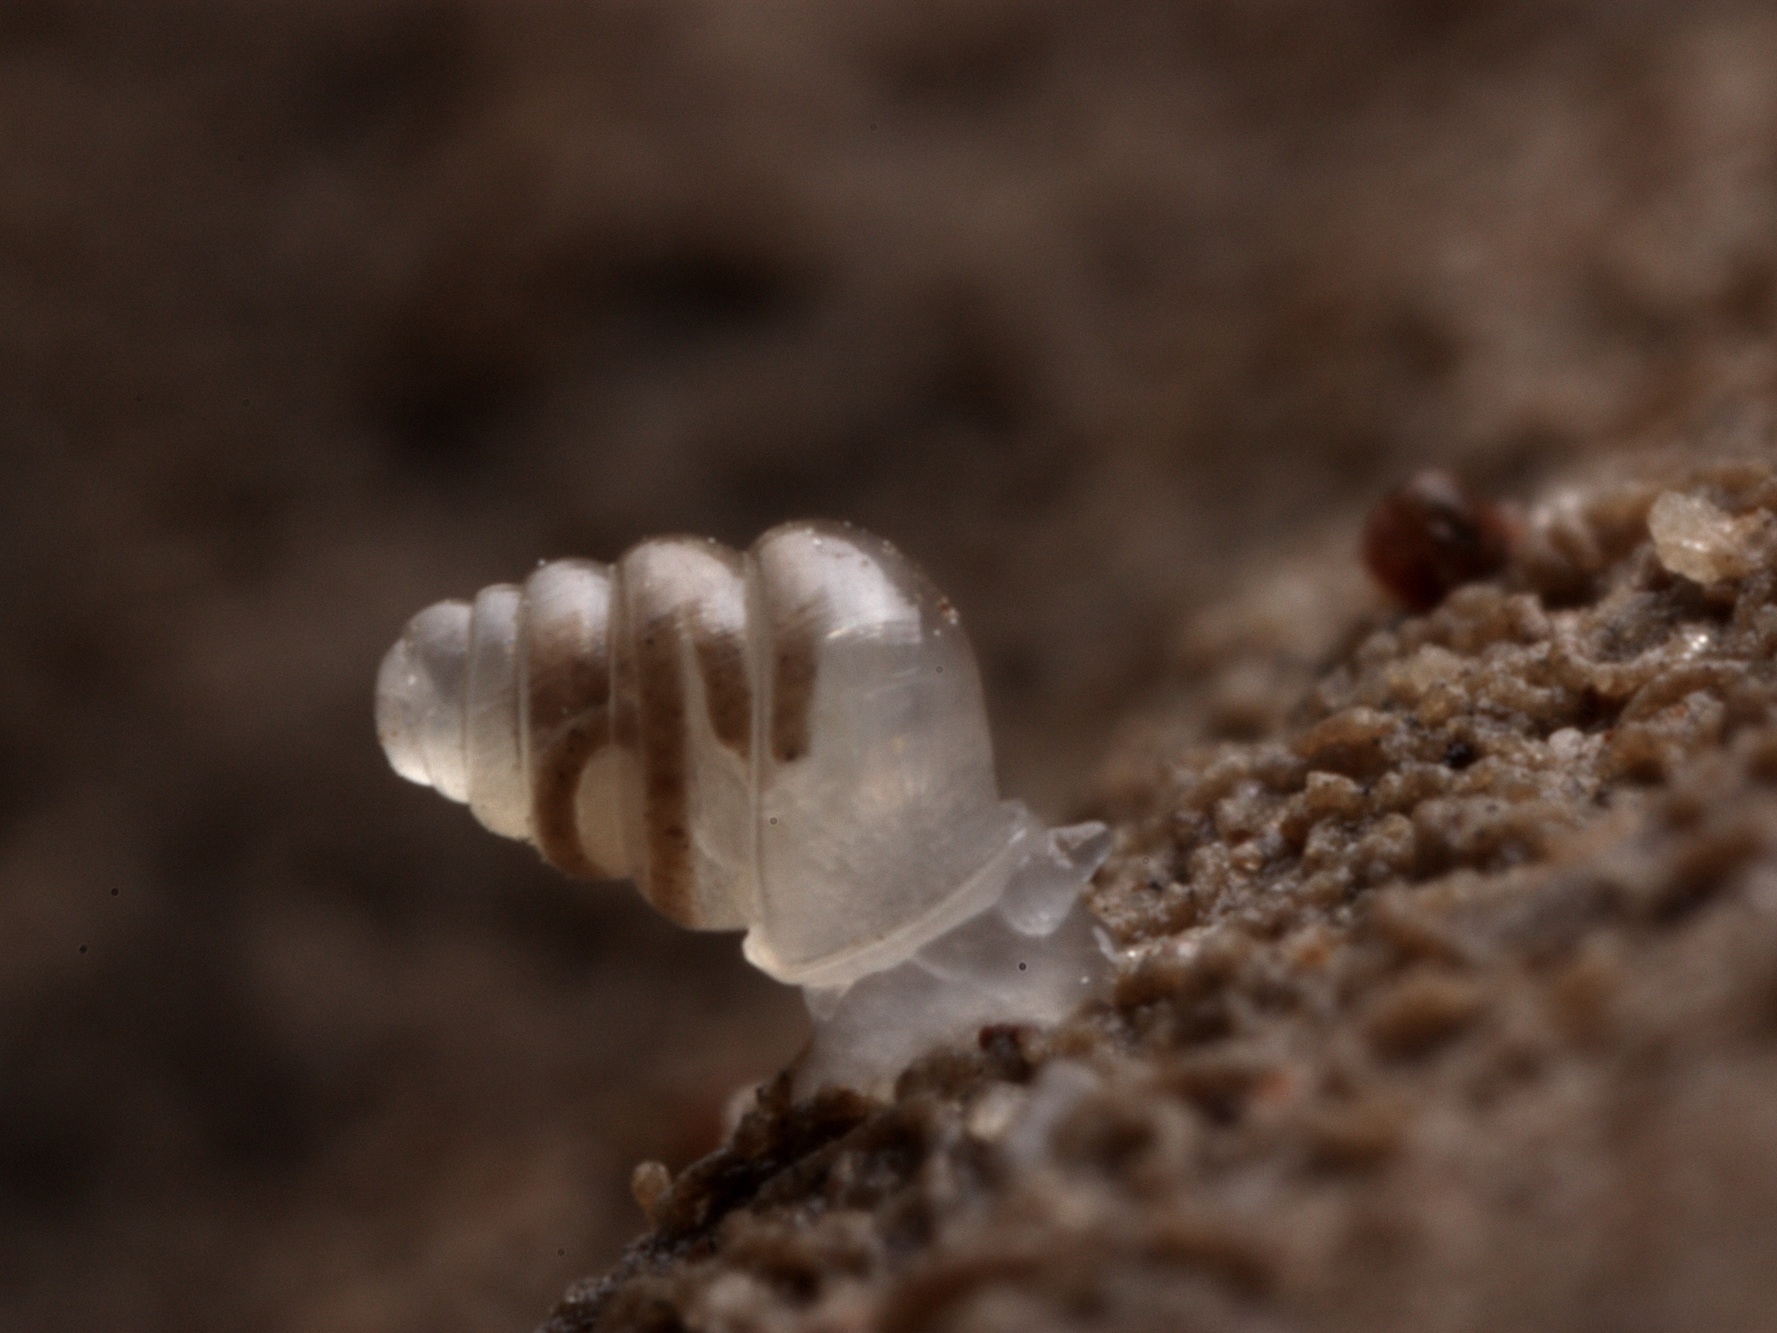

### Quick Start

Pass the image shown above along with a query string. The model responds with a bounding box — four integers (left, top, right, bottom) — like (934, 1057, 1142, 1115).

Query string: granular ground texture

(550, 443, 1777, 1333)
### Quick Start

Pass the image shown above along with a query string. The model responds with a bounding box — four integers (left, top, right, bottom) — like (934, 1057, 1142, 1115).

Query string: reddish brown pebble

(1363, 470, 1513, 612)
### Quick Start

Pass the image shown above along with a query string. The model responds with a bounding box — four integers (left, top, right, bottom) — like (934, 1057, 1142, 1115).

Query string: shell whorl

(376, 522, 1012, 984)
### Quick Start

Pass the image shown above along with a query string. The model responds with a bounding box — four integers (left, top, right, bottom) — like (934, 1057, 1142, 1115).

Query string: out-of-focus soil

(1, 2, 1774, 1330)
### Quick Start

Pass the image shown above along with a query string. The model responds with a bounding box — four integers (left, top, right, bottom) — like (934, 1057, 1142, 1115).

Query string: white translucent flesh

(793, 818, 1114, 1095)
(375, 599, 473, 803)
(744, 524, 1011, 983)
(464, 584, 529, 838)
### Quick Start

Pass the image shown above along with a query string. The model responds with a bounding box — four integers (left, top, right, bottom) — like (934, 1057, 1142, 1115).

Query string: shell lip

(742, 801, 1044, 989)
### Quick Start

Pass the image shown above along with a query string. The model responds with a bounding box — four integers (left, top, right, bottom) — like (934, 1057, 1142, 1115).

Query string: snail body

(377, 522, 1031, 987)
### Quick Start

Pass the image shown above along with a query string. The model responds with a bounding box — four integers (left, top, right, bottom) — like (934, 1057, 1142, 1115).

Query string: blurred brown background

(1, 2, 1774, 1330)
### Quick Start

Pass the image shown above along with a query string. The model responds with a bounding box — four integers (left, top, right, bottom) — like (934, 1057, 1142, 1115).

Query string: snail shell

(376, 522, 1019, 987)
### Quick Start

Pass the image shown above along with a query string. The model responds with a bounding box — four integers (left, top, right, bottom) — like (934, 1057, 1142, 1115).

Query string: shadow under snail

(375, 521, 1110, 1092)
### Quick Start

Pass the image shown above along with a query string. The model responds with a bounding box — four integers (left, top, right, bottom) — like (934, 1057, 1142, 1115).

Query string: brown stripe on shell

(633, 609, 697, 926)
(607, 590, 646, 896)
(770, 613, 819, 763)
(530, 718, 611, 875)
(611, 611, 639, 751)
(522, 572, 614, 878)
(692, 620, 751, 758)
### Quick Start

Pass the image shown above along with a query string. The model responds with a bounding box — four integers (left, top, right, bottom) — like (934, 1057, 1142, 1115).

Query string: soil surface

(565, 447, 1777, 1332)
(2, 2, 1775, 1331)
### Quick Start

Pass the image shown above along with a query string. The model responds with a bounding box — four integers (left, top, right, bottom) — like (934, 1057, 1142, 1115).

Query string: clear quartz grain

(1648, 491, 1762, 584)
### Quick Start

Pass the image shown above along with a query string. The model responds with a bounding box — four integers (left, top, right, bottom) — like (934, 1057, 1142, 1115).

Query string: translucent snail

(376, 521, 1110, 1090)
